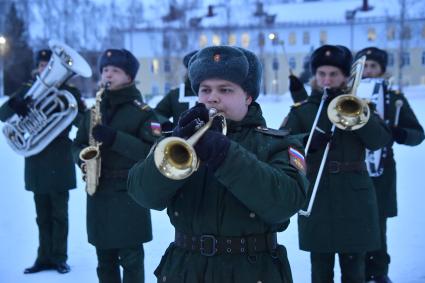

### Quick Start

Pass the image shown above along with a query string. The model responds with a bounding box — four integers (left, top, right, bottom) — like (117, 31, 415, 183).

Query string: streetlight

(0, 35, 7, 97)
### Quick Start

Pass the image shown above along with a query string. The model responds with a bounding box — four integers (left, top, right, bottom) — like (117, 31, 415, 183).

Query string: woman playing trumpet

(280, 45, 392, 283)
(128, 46, 309, 282)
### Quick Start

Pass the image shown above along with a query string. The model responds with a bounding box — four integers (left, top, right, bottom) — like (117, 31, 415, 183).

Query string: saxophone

(79, 83, 109, 196)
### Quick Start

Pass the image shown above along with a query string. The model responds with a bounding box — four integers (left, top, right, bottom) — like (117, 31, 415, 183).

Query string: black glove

(161, 121, 174, 133)
(305, 131, 332, 153)
(92, 125, 117, 148)
(392, 126, 407, 144)
(8, 96, 31, 117)
(194, 129, 230, 172)
(172, 103, 209, 139)
(289, 75, 304, 92)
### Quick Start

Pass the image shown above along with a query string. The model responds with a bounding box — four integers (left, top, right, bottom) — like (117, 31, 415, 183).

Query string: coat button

(257, 281, 263, 283)
(249, 212, 256, 218)
(162, 275, 167, 282)
(174, 211, 179, 217)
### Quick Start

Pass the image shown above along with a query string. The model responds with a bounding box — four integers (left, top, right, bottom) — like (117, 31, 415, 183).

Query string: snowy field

(0, 86, 424, 283)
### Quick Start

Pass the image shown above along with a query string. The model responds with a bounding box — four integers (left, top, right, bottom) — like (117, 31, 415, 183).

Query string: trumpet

(327, 55, 370, 131)
(154, 108, 226, 180)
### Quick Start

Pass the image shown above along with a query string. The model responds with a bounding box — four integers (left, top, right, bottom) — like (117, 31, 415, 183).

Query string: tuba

(2, 40, 92, 157)
(327, 55, 369, 131)
(154, 108, 226, 180)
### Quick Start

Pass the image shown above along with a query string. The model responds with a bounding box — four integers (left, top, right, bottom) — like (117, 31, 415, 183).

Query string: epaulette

(255, 126, 289, 137)
(133, 99, 151, 111)
(291, 99, 308, 108)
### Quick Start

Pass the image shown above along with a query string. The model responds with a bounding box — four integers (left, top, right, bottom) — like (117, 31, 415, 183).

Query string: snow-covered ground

(0, 86, 424, 283)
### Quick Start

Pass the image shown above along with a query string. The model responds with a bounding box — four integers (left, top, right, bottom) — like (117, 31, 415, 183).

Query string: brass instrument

(2, 40, 92, 157)
(79, 83, 108, 195)
(327, 55, 369, 131)
(299, 56, 368, 217)
(154, 108, 226, 180)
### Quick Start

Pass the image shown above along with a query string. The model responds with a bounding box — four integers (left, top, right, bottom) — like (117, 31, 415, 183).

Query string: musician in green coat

(0, 49, 86, 274)
(281, 45, 392, 283)
(128, 46, 309, 283)
(72, 49, 160, 283)
(355, 47, 424, 283)
(154, 50, 198, 131)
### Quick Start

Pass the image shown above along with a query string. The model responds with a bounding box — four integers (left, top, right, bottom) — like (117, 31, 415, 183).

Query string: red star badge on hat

(107, 51, 112, 57)
(325, 50, 331, 56)
(213, 54, 221, 62)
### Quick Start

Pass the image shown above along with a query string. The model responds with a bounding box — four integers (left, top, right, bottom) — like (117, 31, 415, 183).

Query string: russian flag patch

(288, 146, 306, 175)
(150, 122, 162, 136)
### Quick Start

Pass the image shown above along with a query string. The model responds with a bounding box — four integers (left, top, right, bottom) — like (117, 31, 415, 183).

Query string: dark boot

(24, 263, 55, 274)
(55, 262, 71, 274)
(367, 275, 393, 283)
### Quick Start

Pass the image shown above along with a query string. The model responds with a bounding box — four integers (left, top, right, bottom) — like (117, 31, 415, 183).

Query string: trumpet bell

(327, 94, 370, 131)
(154, 136, 200, 180)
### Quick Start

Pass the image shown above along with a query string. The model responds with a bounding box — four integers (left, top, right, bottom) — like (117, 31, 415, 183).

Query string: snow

(0, 86, 424, 283)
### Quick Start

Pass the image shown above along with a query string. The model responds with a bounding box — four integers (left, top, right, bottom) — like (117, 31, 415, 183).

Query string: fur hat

(310, 45, 353, 76)
(355, 47, 388, 73)
(35, 49, 52, 65)
(188, 46, 262, 100)
(183, 50, 198, 68)
(98, 49, 139, 81)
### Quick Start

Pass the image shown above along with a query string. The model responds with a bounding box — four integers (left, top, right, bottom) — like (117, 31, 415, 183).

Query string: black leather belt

(101, 169, 129, 179)
(326, 161, 367, 173)
(174, 231, 278, 257)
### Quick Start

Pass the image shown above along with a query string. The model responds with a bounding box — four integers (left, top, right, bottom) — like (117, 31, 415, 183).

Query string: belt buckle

(200, 235, 217, 256)
(328, 161, 340, 173)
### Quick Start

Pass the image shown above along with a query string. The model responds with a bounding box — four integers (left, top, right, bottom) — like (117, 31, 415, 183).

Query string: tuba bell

(2, 40, 92, 157)
(327, 55, 369, 131)
(154, 108, 226, 180)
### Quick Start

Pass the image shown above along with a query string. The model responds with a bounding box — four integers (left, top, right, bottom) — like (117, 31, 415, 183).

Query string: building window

(402, 26, 411, 40)
(241, 33, 250, 48)
(163, 34, 170, 50)
(303, 31, 310, 45)
(288, 32, 296, 45)
(269, 32, 280, 45)
(212, 34, 221, 46)
(387, 26, 396, 41)
(320, 31, 327, 45)
(258, 32, 265, 47)
(164, 58, 171, 73)
(151, 59, 160, 74)
(228, 33, 237, 46)
(289, 57, 296, 69)
(199, 34, 208, 48)
(164, 82, 171, 94)
(272, 57, 279, 70)
(422, 51, 425, 65)
(152, 84, 159, 95)
(367, 27, 376, 41)
(388, 52, 394, 67)
(402, 52, 410, 66)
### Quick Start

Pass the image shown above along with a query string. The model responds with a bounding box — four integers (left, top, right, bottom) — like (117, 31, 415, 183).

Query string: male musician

(72, 49, 160, 283)
(281, 45, 392, 283)
(128, 46, 309, 282)
(154, 50, 198, 131)
(0, 49, 86, 274)
(355, 47, 424, 283)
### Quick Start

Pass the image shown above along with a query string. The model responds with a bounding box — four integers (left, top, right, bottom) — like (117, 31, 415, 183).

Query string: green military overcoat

(371, 85, 424, 218)
(128, 103, 309, 283)
(282, 89, 392, 253)
(155, 81, 196, 126)
(0, 82, 84, 193)
(72, 84, 157, 249)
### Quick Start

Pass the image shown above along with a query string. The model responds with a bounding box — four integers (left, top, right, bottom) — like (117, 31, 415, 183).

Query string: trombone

(154, 108, 226, 180)
(299, 56, 368, 217)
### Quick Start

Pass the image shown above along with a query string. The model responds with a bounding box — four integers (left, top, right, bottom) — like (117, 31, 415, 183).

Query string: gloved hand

(392, 126, 407, 144)
(289, 75, 304, 92)
(194, 128, 230, 172)
(92, 124, 117, 148)
(172, 103, 209, 139)
(8, 96, 31, 117)
(305, 131, 332, 153)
